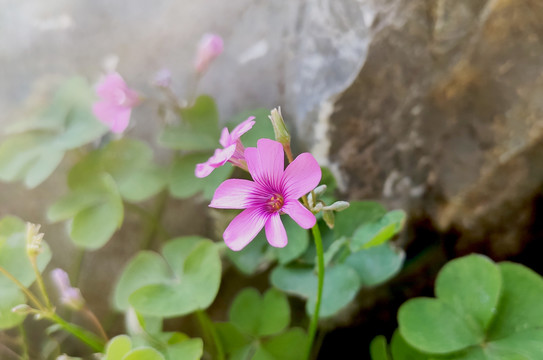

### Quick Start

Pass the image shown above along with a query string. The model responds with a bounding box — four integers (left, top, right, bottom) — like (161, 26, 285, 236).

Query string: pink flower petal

(283, 199, 316, 229)
(208, 145, 236, 167)
(245, 139, 284, 188)
(93, 101, 131, 133)
(92, 102, 116, 126)
(96, 72, 127, 100)
(223, 208, 268, 251)
(195, 34, 224, 73)
(265, 213, 288, 248)
(219, 127, 230, 148)
(109, 108, 131, 133)
(282, 153, 321, 199)
(210, 179, 260, 209)
(195, 162, 215, 178)
(195, 145, 237, 178)
(230, 116, 255, 140)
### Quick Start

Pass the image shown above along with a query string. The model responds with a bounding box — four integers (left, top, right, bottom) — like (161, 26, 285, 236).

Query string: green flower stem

(0, 265, 45, 311)
(195, 310, 225, 360)
(29, 256, 52, 310)
(71, 247, 86, 285)
(0, 266, 104, 352)
(18, 323, 29, 360)
(47, 313, 105, 352)
(125, 191, 170, 250)
(305, 223, 325, 360)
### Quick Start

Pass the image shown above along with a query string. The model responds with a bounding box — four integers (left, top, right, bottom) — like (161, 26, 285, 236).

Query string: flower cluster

(207, 136, 321, 250)
(92, 34, 224, 134)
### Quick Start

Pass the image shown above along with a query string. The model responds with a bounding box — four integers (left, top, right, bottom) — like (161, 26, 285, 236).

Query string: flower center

(266, 193, 284, 213)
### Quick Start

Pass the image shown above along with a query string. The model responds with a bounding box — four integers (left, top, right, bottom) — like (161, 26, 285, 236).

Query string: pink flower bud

(51, 269, 85, 311)
(153, 68, 172, 88)
(194, 34, 224, 74)
(92, 72, 140, 134)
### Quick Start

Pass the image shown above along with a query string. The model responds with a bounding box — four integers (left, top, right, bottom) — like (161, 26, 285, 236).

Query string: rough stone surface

(328, 0, 543, 258)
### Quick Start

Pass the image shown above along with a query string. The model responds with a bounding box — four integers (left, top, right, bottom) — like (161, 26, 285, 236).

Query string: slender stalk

(141, 190, 169, 249)
(0, 267, 104, 353)
(82, 307, 109, 341)
(47, 313, 105, 352)
(305, 224, 325, 360)
(17, 324, 29, 360)
(71, 248, 86, 285)
(0, 266, 44, 311)
(29, 257, 52, 310)
(195, 310, 224, 360)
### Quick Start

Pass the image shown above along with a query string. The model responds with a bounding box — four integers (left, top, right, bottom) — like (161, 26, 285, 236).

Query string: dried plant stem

(82, 307, 108, 341)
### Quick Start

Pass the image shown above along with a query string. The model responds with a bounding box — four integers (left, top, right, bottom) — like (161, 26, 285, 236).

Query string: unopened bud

(269, 107, 291, 146)
(323, 210, 335, 229)
(312, 202, 324, 212)
(195, 34, 224, 74)
(153, 68, 172, 88)
(51, 269, 85, 311)
(313, 185, 327, 197)
(322, 201, 350, 212)
(11, 304, 32, 315)
(26, 223, 44, 257)
(308, 185, 327, 208)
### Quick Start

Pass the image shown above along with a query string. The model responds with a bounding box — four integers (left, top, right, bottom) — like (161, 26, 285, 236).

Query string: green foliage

(104, 334, 203, 360)
(372, 254, 543, 359)
(271, 263, 360, 317)
(48, 138, 167, 248)
(226, 108, 275, 147)
(217, 288, 307, 360)
(270, 201, 405, 318)
(351, 210, 406, 251)
(370, 336, 391, 360)
(114, 237, 221, 317)
(229, 288, 290, 337)
(169, 153, 232, 200)
(227, 216, 309, 275)
(48, 173, 123, 249)
(0, 77, 107, 188)
(0, 216, 51, 329)
(159, 95, 220, 151)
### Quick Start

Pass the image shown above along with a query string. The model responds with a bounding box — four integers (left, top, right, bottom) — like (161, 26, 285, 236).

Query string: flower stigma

(267, 193, 284, 213)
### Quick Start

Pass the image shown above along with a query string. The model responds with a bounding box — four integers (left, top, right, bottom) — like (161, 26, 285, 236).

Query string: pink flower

(194, 34, 224, 74)
(195, 116, 255, 178)
(210, 139, 321, 251)
(51, 268, 85, 310)
(92, 72, 139, 133)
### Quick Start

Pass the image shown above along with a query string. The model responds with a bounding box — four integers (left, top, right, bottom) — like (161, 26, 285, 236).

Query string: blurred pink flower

(51, 268, 84, 310)
(210, 139, 321, 251)
(195, 34, 224, 74)
(92, 72, 139, 133)
(195, 116, 255, 178)
(153, 68, 172, 88)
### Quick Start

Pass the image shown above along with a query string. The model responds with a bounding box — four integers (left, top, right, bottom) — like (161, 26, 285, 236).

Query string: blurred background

(2, 0, 543, 358)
